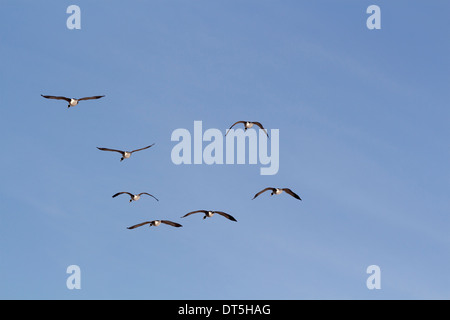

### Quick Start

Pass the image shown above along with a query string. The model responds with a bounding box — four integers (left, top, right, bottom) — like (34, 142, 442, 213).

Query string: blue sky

(0, 1, 449, 299)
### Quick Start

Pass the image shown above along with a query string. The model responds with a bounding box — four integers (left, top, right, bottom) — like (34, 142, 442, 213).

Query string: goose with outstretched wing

(225, 121, 269, 138)
(127, 220, 182, 229)
(41, 94, 104, 108)
(181, 210, 237, 222)
(97, 143, 155, 161)
(112, 192, 159, 202)
(252, 188, 302, 200)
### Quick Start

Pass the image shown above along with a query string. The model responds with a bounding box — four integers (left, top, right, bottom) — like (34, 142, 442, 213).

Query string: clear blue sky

(0, 0, 449, 299)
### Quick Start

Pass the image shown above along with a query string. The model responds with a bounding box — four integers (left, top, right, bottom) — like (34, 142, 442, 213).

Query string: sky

(0, 1, 449, 300)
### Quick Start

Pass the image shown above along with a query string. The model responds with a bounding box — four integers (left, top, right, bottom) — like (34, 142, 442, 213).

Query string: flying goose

(97, 143, 155, 161)
(127, 220, 182, 229)
(181, 210, 237, 222)
(226, 121, 269, 138)
(41, 94, 105, 108)
(252, 188, 302, 200)
(112, 192, 159, 202)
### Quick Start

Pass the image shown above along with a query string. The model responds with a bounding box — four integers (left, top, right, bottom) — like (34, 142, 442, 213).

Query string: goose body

(274, 188, 283, 195)
(244, 122, 254, 129)
(152, 220, 161, 227)
(69, 99, 78, 107)
(205, 211, 214, 218)
(123, 152, 132, 160)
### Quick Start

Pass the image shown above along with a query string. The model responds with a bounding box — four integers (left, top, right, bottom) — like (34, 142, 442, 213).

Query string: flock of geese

(41, 94, 302, 231)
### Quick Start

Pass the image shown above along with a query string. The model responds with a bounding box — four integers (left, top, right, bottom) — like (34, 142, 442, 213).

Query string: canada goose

(97, 143, 155, 161)
(252, 188, 302, 200)
(41, 94, 105, 108)
(181, 210, 237, 222)
(112, 192, 159, 202)
(127, 220, 182, 229)
(226, 121, 269, 138)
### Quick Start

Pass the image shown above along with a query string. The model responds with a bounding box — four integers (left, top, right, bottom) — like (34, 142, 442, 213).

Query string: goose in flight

(252, 188, 302, 200)
(41, 94, 105, 108)
(226, 121, 269, 138)
(97, 143, 155, 161)
(112, 192, 159, 202)
(127, 220, 182, 229)
(181, 210, 237, 222)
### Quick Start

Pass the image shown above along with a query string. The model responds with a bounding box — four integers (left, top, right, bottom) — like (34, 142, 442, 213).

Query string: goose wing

(139, 193, 159, 201)
(213, 211, 237, 222)
(112, 192, 134, 198)
(225, 121, 246, 136)
(77, 95, 105, 101)
(181, 210, 208, 218)
(282, 188, 302, 200)
(252, 187, 276, 200)
(127, 221, 151, 229)
(97, 147, 125, 155)
(41, 95, 71, 102)
(161, 220, 183, 227)
(131, 143, 155, 153)
(252, 121, 269, 138)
